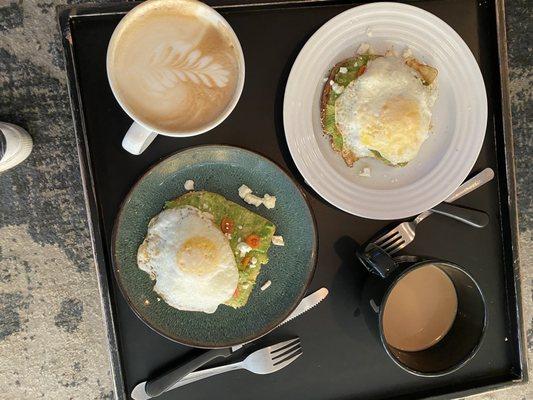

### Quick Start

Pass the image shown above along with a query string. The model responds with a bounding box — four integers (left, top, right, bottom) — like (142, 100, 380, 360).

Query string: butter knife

(132, 288, 329, 400)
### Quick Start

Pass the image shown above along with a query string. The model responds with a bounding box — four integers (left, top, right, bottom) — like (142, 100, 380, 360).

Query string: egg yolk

(360, 96, 423, 162)
(176, 236, 218, 276)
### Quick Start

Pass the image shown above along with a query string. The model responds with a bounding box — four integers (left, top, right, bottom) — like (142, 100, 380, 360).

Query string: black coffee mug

(358, 244, 487, 377)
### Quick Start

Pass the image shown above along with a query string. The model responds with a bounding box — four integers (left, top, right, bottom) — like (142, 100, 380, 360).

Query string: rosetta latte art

(146, 44, 231, 92)
(108, 0, 240, 132)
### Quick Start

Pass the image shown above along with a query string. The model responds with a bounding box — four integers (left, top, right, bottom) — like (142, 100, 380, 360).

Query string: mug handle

(122, 122, 157, 155)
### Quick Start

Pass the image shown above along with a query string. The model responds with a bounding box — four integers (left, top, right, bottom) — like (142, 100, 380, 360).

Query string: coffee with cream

(107, 0, 241, 133)
(382, 265, 458, 352)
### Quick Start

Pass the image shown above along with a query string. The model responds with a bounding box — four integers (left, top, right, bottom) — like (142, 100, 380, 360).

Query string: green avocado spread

(322, 54, 377, 154)
(165, 191, 276, 308)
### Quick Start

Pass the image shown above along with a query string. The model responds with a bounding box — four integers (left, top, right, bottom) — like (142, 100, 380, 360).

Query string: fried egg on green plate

(321, 52, 438, 167)
(137, 191, 276, 314)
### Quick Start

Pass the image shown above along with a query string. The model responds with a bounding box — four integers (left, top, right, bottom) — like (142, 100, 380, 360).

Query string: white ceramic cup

(106, 0, 245, 155)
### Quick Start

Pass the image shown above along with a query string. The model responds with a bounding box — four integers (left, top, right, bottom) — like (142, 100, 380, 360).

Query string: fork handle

(414, 168, 494, 225)
(166, 361, 244, 391)
(144, 347, 233, 397)
(430, 203, 489, 228)
(445, 168, 495, 203)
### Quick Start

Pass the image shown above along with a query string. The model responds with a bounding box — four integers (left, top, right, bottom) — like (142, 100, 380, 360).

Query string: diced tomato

(245, 234, 261, 248)
(220, 217, 234, 234)
(357, 65, 367, 77)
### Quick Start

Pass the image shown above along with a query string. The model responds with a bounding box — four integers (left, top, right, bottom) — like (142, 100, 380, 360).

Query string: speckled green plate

(111, 145, 317, 348)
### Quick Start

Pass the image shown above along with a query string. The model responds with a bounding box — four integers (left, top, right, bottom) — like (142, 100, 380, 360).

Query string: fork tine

(387, 240, 407, 255)
(382, 236, 404, 253)
(374, 229, 399, 246)
(272, 350, 303, 371)
(377, 232, 401, 249)
(273, 346, 302, 366)
(268, 338, 299, 353)
(271, 341, 301, 361)
(384, 238, 406, 254)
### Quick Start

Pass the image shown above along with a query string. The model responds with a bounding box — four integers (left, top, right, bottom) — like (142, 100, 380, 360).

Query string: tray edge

(54, 0, 528, 399)
(494, 0, 529, 386)
(57, 5, 128, 400)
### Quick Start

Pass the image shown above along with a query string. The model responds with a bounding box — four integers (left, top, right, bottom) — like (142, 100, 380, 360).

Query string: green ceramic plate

(111, 145, 317, 348)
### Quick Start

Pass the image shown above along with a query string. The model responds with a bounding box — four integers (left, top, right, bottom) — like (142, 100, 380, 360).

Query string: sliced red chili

(232, 286, 239, 298)
(220, 217, 234, 234)
(357, 65, 367, 77)
(245, 234, 261, 248)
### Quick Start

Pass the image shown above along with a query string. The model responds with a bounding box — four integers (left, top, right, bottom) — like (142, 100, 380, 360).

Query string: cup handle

(122, 122, 157, 155)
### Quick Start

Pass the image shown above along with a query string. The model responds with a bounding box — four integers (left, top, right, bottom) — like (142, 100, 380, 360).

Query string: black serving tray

(58, 1, 526, 399)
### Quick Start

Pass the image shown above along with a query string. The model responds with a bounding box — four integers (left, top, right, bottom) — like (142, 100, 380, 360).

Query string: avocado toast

(321, 54, 378, 167)
(166, 191, 276, 308)
(321, 52, 437, 167)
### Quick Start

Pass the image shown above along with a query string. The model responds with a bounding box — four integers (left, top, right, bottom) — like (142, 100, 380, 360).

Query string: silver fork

(132, 338, 302, 399)
(373, 168, 494, 255)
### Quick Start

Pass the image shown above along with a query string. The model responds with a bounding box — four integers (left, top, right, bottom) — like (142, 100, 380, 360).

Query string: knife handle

(144, 347, 233, 397)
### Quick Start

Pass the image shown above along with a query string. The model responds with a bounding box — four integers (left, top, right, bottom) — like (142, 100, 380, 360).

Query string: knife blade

(231, 287, 329, 351)
(132, 288, 328, 400)
(274, 287, 328, 327)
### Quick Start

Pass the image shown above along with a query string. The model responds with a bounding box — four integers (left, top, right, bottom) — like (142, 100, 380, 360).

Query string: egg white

(335, 55, 437, 165)
(137, 206, 238, 314)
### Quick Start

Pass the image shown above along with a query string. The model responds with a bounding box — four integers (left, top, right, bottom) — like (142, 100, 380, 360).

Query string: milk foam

(108, 0, 240, 132)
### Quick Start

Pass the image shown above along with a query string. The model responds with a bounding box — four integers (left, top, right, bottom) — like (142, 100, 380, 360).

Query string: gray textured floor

(0, 0, 531, 399)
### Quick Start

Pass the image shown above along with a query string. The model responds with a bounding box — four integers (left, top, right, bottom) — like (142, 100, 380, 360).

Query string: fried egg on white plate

(335, 55, 437, 166)
(137, 205, 238, 314)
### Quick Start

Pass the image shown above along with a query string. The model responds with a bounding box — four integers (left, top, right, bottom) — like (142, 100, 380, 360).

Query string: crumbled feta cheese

(331, 82, 344, 95)
(243, 193, 263, 207)
(238, 225, 243, 230)
(262, 194, 276, 209)
(329, 80, 334, 86)
(272, 235, 285, 246)
(357, 43, 370, 54)
(239, 185, 277, 209)
(359, 167, 371, 177)
(339, 67, 348, 74)
(385, 48, 399, 57)
(237, 237, 241, 243)
(224, 233, 232, 240)
(251, 257, 257, 265)
(261, 280, 271, 291)
(236, 242, 252, 257)
(402, 47, 413, 59)
(184, 180, 194, 191)
(238, 184, 253, 198)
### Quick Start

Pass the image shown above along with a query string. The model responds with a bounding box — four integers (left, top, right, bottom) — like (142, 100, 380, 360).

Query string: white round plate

(283, 2, 487, 220)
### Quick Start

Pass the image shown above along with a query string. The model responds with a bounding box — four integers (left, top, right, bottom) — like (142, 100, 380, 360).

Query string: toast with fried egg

(165, 191, 276, 309)
(321, 51, 438, 167)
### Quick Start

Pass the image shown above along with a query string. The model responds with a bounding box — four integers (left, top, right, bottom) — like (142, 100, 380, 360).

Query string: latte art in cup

(107, 0, 241, 133)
